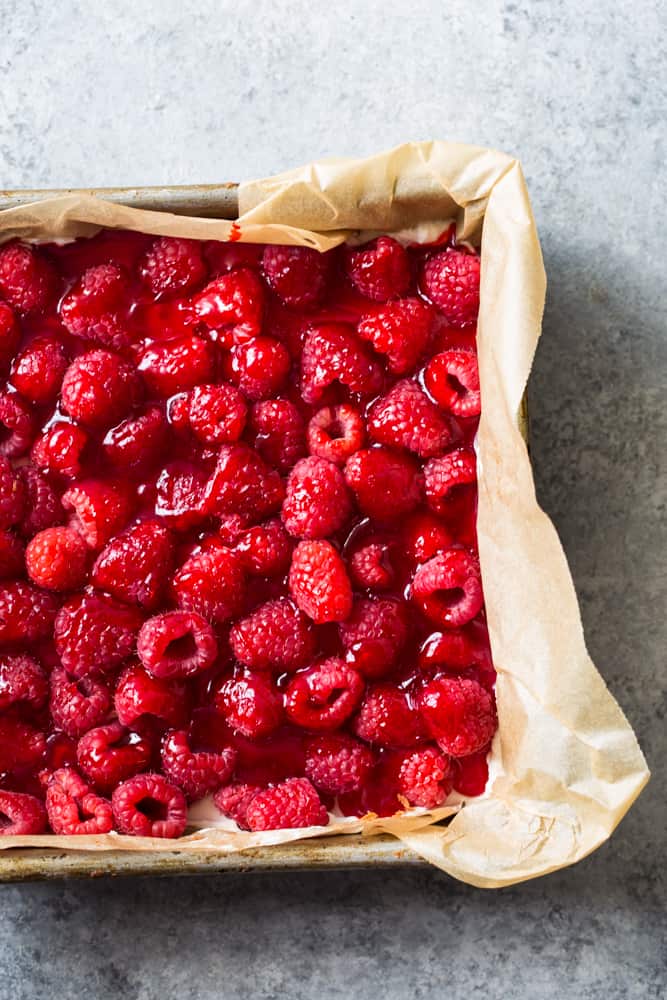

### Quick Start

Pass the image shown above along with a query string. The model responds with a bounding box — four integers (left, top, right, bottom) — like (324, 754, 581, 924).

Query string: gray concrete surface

(0, 1, 665, 997)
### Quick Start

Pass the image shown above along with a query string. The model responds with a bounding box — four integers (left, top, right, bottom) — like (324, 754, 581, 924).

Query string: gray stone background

(1, 1, 665, 997)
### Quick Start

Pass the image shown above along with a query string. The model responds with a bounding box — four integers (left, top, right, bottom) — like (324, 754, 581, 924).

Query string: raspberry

(344, 447, 422, 520)
(76, 721, 152, 792)
(227, 336, 291, 400)
(188, 382, 247, 444)
(103, 405, 167, 471)
(301, 324, 383, 405)
(161, 729, 235, 800)
(0, 392, 34, 457)
(173, 547, 245, 624)
(348, 536, 398, 591)
(344, 237, 410, 302)
(0, 301, 20, 368)
(285, 657, 364, 730)
(420, 249, 480, 327)
(25, 526, 88, 591)
(368, 380, 453, 458)
(395, 746, 455, 808)
(245, 776, 328, 831)
(411, 548, 483, 627)
(339, 597, 409, 678)
(230, 599, 315, 672)
(0, 654, 48, 711)
(137, 611, 217, 678)
(60, 263, 130, 348)
(288, 540, 352, 624)
(10, 336, 68, 404)
(233, 518, 291, 576)
(418, 677, 497, 756)
(213, 782, 261, 829)
(155, 461, 208, 531)
(0, 791, 47, 835)
(418, 629, 480, 671)
(31, 422, 89, 478)
(304, 733, 373, 794)
(204, 443, 284, 520)
(307, 404, 364, 465)
(453, 747, 490, 795)
(0, 240, 58, 314)
(61, 350, 142, 428)
(353, 685, 425, 748)
(137, 334, 215, 397)
(18, 467, 64, 538)
(0, 455, 25, 528)
(0, 715, 46, 772)
(54, 593, 143, 678)
(357, 298, 434, 374)
(91, 520, 174, 610)
(402, 510, 454, 563)
(424, 350, 480, 418)
(114, 662, 190, 730)
(204, 241, 264, 276)
(262, 245, 331, 308)
(111, 772, 187, 838)
(0, 529, 24, 578)
(424, 448, 477, 515)
(215, 672, 284, 739)
(61, 478, 133, 550)
(45, 767, 113, 835)
(249, 399, 306, 472)
(49, 667, 112, 738)
(192, 268, 264, 344)
(0, 581, 59, 643)
(139, 236, 207, 297)
(282, 456, 351, 539)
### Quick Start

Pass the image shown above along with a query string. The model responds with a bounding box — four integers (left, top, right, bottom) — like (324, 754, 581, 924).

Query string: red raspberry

(353, 685, 426, 748)
(213, 782, 261, 829)
(161, 729, 235, 800)
(76, 721, 152, 792)
(215, 672, 284, 739)
(0, 391, 34, 457)
(357, 297, 434, 374)
(42, 731, 78, 774)
(424, 448, 477, 515)
(418, 677, 497, 756)
(204, 443, 284, 520)
(368, 380, 453, 458)
(54, 593, 143, 678)
(245, 776, 328, 831)
(418, 629, 480, 672)
(173, 547, 245, 624)
(60, 263, 130, 348)
(18, 466, 64, 538)
(91, 520, 174, 611)
(188, 382, 247, 444)
(25, 526, 88, 592)
(0, 654, 48, 711)
(348, 535, 398, 591)
(344, 237, 410, 302)
(45, 767, 113, 835)
(288, 539, 352, 624)
(307, 404, 364, 465)
(301, 323, 383, 405)
(424, 350, 480, 417)
(262, 245, 331, 308)
(402, 510, 454, 563)
(249, 399, 306, 472)
(230, 599, 315, 672)
(0, 300, 20, 368)
(139, 236, 207, 297)
(31, 422, 89, 478)
(204, 241, 263, 276)
(0, 241, 58, 314)
(10, 336, 68, 404)
(233, 518, 291, 576)
(115, 663, 190, 730)
(285, 657, 364, 730)
(111, 772, 187, 839)
(0, 581, 59, 643)
(227, 336, 291, 400)
(453, 747, 490, 795)
(0, 456, 25, 528)
(412, 548, 483, 627)
(0, 791, 47, 835)
(420, 249, 480, 327)
(395, 746, 455, 808)
(192, 268, 264, 344)
(0, 529, 24, 578)
(137, 611, 217, 679)
(282, 456, 352, 539)
(339, 597, 409, 678)
(0, 715, 45, 772)
(103, 405, 168, 471)
(155, 461, 208, 531)
(49, 667, 112, 738)
(344, 447, 422, 520)
(61, 350, 142, 428)
(137, 334, 215, 397)
(304, 733, 373, 794)
(61, 478, 133, 550)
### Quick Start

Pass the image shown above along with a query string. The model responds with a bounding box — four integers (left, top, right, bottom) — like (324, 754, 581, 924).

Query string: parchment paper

(0, 142, 649, 887)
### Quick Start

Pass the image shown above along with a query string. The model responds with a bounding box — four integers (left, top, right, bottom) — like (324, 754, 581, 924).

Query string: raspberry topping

(0, 529, 24, 579)
(45, 767, 113, 835)
(307, 404, 364, 465)
(0, 716, 46, 772)
(301, 323, 383, 404)
(61, 478, 133, 550)
(424, 350, 481, 417)
(0, 456, 25, 528)
(114, 663, 189, 730)
(0, 791, 47, 835)
(137, 610, 218, 678)
(453, 747, 490, 795)
(395, 746, 455, 808)
(368, 379, 453, 457)
(402, 510, 454, 563)
(424, 448, 477, 515)
(188, 382, 247, 444)
(0, 581, 59, 643)
(289, 539, 353, 624)
(192, 268, 264, 344)
(304, 733, 374, 794)
(419, 677, 497, 756)
(91, 520, 174, 610)
(230, 599, 315, 672)
(0, 654, 48, 711)
(216, 672, 284, 739)
(0, 302, 20, 369)
(262, 245, 331, 308)
(103, 405, 168, 471)
(76, 722, 152, 793)
(139, 237, 207, 298)
(173, 546, 245, 624)
(233, 518, 292, 576)
(344, 447, 422, 520)
(10, 336, 68, 405)
(137, 335, 215, 397)
(345, 237, 410, 301)
(339, 597, 409, 678)
(348, 535, 398, 591)
(111, 772, 187, 838)
(411, 548, 483, 627)
(49, 667, 112, 738)
(155, 461, 208, 531)
(213, 782, 261, 829)
(420, 250, 480, 327)
(25, 526, 88, 592)
(204, 442, 284, 520)
(245, 777, 328, 831)
(54, 593, 143, 678)
(282, 456, 351, 539)
(285, 657, 364, 730)
(353, 685, 426, 748)
(0, 241, 58, 314)
(249, 399, 306, 472)
(61, 349, 142, 428)
(357, 297, 434, 374)
(31, 423, 89, 478)
(161, 729, 235, 800)
(226, 336, 291, 400)
(0, 391, 34, 457)
(18, 466, 64, 538)
(60, 263, 130, 348)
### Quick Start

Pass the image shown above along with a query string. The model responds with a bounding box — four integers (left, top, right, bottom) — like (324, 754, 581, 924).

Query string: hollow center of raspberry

(432, 587, 466, 609)
(164, 632, 198, 662)
(135, 795, 168, 822)
(446, 373, 468, 397)
(0, 812, 11, 830)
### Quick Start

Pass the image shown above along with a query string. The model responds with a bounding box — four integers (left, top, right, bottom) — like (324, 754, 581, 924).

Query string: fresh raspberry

(25, 526, 88, 592)
(411, 548, 483, 627)
(111, 772, 187, 838)
(139, 236, 207, 297)
(212, 515, 247, 546)
(339, 597, 409, 678)
(49, 667, 112, 738)
(76, 721, 152, 792)
(167, 391, 193, 431)
(230, 599, 315, 672)
(288, 539, 353, 624)
(344, 237, 410, 302)
(0, 581, 59, 643)
(18, 466, 64, 538)
(418, 629, 481, 672)
(161, 729, 235, 800)
(246, 776, 328, 831)
(0, 392, 34, 457)
(61, 478, 133, 550)
(301, 323, 383, 405)
(31, 422, 89, 478)
(348, 535, 398, 591)
(188, 382, 247, 444)
(172, 547, 245, 624)
(103, 405, 168, 471)
(304, 733, 373, 794)
(282, 456, 352, 539)
(155, 461, 208, 531)
(357, 298, 434, 374)
(114, 663, 190, 730)
(420, 249, 480, 327)
(0, 301, 20, 368)
(424, 448, 477, 515)
(353, 684, 425, 748)
(418, 677, 497, 756)
(285, 657, 364, 731)
(453, 747, 490, 795)
(204, 443, 284, 520)
(215, 672, 284, 739)
(424, 350, 480, 417)
(262, 245, 331, 308)
(10, 336, 68, 405)
(0, 654, 48, 711)
(233, 518, 292, 576)
(226, 336, 291, 401)
(368, 380, 453, 458)
(0, 455, 25, 528)
(61, 350, 142, 428)
(0, 241, 58, 314)
(344, 447, 422, 520)
(54, 593, 143, 678)
(248, 399, 306, 473)
(137, 334, 215, 397)
(60, 263, 130, 348)
(213, 782, 261, 829)
(192, 268, 264, 344)
(0, 791, 47, 835)
(0, 529, 24, 578)
(402, 510, 454, 563)
(45, 767, 113, 835)
(0, 715, 46, 772)
(137, 610, 217, 678)
(91, 520, 174, 610)
(307, 404, 364, 466)
(395, 746, 455, 808)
